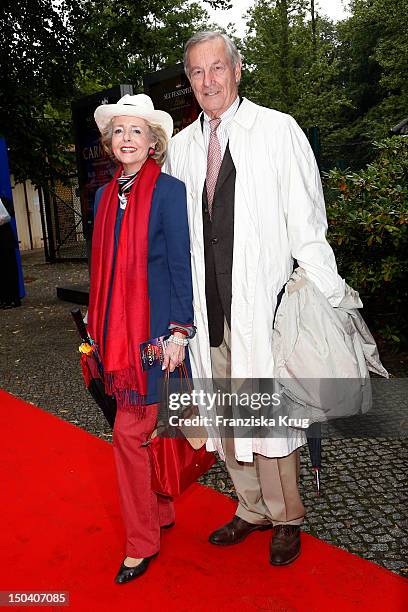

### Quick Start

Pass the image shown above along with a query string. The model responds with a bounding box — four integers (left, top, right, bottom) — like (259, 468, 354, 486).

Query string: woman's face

(111, 115, 155, 174)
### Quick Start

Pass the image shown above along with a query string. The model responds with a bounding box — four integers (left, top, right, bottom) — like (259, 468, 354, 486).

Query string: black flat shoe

(114, 556, 153, 584)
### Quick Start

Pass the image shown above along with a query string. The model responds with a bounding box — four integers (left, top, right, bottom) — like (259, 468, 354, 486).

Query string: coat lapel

(192, 114, 205, 154)
(229, 98, 259, 231)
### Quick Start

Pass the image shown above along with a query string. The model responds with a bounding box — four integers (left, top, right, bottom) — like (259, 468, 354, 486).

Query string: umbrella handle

(71, 307, 89, 343)
(312, 467, 321, 496)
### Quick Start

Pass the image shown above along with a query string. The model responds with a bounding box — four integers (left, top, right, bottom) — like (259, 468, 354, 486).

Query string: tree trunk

(311, 0, 317, 57)
(277, 0, 290, 112)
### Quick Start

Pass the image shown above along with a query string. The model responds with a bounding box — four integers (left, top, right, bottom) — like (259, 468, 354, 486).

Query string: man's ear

(235, 61, 242, 85)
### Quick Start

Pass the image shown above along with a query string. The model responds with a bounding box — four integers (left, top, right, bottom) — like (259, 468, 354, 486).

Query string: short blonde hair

(100, 119, 168, 166)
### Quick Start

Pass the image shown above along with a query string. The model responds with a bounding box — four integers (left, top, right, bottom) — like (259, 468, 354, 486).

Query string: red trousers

(112, 404, 175, 558)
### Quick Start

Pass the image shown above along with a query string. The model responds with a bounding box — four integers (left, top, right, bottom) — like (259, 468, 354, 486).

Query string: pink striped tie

(206, 117, 222, 219)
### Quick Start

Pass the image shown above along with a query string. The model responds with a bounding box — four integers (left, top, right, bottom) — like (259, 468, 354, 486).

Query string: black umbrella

(306, 422, 321, 495)
(71, 307, 117, 428)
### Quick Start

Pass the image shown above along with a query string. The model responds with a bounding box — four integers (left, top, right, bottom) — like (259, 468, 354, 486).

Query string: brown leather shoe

(270, 525, 301, 566)
(209, 516, 272, 546)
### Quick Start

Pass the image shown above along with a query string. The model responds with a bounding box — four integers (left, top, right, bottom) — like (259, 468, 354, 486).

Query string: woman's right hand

(162, 337, 185, 372)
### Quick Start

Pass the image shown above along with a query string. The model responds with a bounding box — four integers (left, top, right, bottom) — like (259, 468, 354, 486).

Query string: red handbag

(145, 366, 216, 497)
(147, 435, 216, 497)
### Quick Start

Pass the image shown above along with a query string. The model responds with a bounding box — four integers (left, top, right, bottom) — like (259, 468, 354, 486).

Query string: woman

(88, 94, 194, 584)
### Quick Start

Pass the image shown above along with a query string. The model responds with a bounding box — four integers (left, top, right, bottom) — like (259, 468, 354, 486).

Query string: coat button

(210, 237, 218, 245)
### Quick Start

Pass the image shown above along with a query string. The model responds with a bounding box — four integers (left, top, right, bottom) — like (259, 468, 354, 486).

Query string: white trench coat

(164, 98, 345, 462)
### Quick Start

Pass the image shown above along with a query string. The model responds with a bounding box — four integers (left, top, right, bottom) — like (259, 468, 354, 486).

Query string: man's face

(188, 38, 241, 118)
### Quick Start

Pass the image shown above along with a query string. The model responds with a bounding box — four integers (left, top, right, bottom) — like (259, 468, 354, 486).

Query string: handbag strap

(144, 365, 193, 445)
(178, 362, 192, 395)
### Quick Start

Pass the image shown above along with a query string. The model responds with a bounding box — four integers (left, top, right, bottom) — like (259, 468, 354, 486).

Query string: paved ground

(0, 250, 407, 577)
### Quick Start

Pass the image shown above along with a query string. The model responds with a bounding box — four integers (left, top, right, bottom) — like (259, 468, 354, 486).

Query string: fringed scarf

(87, 157, 161, 410)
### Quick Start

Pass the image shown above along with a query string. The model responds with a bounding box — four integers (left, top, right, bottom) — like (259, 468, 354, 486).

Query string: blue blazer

(94, 172, 194, 404)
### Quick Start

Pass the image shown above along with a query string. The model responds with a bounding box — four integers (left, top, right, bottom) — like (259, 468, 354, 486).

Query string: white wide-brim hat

(94, 94, 173, 140)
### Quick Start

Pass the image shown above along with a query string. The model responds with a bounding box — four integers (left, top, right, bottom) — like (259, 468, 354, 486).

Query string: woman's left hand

(162, 334, 186, 372)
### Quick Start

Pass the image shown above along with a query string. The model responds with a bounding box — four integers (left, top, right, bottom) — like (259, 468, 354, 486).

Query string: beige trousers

(210, 321, 305, 526)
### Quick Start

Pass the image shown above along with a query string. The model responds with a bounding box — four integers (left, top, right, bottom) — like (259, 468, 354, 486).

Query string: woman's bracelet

(168, 335, 189, 347)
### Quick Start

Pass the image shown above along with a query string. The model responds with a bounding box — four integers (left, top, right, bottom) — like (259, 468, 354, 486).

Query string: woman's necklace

(117, 172, 138, 210)
(118, 192, 127, 210)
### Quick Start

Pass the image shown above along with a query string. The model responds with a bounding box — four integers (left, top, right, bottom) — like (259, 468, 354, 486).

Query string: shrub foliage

(325, 137, 408, 347)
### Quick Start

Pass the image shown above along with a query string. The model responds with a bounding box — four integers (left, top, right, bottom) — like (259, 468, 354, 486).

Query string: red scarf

(87, 158, 161, 407)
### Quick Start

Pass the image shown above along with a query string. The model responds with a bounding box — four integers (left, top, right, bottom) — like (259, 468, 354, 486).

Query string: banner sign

(72, 68, 199, 241)
(143, 64, 200, 135)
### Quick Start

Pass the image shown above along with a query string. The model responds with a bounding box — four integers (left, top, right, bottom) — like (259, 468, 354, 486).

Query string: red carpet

(0, 389, 407, 611)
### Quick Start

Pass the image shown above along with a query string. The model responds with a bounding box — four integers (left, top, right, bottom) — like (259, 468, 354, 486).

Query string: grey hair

(184, 31, 242, 77)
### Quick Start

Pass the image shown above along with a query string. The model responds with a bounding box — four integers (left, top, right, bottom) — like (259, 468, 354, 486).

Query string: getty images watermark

(167, 389, 311, 429)
(158, 377, 407, 439)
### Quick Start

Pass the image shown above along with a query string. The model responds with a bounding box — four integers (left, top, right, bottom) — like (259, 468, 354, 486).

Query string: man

(164, 31, 345, 565)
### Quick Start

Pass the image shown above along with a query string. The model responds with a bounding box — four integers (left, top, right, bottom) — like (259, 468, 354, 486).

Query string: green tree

(329, 0, 408, 168)
(241, 0, 351, 132)
(74, 0, 211, 94)
(0, 0, 83, 185)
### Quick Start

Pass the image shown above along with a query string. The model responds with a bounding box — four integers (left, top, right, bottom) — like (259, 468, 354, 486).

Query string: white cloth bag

(272, 268, 388, 425)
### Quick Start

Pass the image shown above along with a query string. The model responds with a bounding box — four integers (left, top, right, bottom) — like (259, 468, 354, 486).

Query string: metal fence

(39, 175, 88, 262)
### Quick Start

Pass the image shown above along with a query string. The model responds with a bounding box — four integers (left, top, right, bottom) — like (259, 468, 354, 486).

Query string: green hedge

(325, 137, 408, 348)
